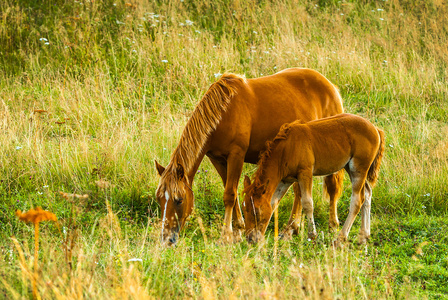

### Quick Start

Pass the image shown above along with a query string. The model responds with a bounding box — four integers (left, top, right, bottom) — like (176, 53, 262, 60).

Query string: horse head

(242, 175, 272, 244)
(155, 160, 194, 246)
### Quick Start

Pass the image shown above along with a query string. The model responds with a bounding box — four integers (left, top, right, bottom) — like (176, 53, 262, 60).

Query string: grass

(1, 0, 448, 298)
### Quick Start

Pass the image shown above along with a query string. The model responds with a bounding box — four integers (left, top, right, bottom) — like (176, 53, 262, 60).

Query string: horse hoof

(279, 230, 293, 241)
(308, 231, 318, 240)
(233, 229, 243, 243)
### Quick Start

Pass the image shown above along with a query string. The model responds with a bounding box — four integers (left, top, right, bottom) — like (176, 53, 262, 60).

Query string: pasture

(1, 0, 448, 298)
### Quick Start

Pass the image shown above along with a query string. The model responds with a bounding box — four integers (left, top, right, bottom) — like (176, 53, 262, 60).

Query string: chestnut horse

(155, 68, 344, 245)
(243, 113, 385, 245)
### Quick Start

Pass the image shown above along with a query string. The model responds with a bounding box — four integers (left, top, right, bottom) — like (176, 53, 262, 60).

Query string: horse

(242, 113, 385, 246)
(155, 68, 344, 245)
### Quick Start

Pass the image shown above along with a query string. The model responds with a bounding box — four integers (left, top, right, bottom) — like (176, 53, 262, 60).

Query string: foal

(243, 113, 385, 245)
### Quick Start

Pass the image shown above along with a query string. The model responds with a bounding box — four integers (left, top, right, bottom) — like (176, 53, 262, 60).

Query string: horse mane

(168, 73, 247, 175)
(245, 122, 294, 196)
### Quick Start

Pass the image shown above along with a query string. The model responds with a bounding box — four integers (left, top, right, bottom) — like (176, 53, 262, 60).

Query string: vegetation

(1, 0, 447, 298)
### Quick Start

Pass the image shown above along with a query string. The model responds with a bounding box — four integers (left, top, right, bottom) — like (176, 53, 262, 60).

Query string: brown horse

(155, 68, 344, 245)
(243, 113, 385, 245)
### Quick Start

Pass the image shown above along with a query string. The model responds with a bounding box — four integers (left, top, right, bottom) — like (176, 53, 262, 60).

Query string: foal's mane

(246, 122, 294, 195)
(168, 73, 247, 175)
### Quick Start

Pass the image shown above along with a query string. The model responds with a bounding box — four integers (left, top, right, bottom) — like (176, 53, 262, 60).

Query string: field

(1, 0, 448, 298)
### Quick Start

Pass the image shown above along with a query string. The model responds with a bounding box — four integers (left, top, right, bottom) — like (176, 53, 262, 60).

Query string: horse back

(208, 68, 344, 163)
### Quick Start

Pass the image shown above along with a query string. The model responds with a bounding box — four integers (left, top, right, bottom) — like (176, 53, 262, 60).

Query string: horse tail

(367, 128, 385, 187)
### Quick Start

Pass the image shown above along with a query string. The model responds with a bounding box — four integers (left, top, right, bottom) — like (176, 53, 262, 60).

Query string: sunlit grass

(1, 0, 448, 298)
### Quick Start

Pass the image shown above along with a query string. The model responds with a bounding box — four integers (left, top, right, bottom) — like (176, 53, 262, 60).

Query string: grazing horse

(155, 68, 344, 245)
(243, 113, 385, 245)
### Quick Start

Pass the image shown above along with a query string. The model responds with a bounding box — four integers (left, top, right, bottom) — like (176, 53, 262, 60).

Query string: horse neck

(169, 147, 206, 184)
(257, 156, 284, 194)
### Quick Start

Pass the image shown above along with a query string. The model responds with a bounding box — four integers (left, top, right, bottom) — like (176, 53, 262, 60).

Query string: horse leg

(358, 183, 372, 244)
(298, 172, 317, 240)
(209, 156, 245, 242)
(220, 149, 245, 243)
(335, 170, 367, 246)
(323, 170, 344, 231)
(281, 183, 302, 240)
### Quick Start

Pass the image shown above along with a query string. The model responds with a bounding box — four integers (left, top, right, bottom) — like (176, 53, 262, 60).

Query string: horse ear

(155, 160, 165, 176)
(243, 175, 251, 190)
(176, 164, 185, 180)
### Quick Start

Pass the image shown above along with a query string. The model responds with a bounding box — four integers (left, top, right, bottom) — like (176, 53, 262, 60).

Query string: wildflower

(185, 20, 194, 26)
(16, 207, 57, 223)
(214, 72, 222, 78)
(39, 38, 48, 42)
(161, 59, 168, 63)
(377, 8, 384, 11)
(379, 18, 384, 21)
(116, 20, 125, 25)
(253, 31, 258, 34)
(16, 207, 58, 299)
(95, 180, 115, 189)
(59, 191, 89, 200)
(15, 146, 22, 150)
(128, 258, 143, 262)
(389, 144, 394, 148)
(195, 30, 201, 33)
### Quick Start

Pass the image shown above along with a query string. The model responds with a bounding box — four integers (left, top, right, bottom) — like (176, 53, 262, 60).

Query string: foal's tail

(367, 128, 385, 186)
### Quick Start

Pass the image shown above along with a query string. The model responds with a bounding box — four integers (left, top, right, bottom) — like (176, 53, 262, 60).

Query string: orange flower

(16, 207, 57, 224)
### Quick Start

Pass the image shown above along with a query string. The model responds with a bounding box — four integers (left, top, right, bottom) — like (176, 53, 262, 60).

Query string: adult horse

(242, 114, 385, 245)
(155, 68, 344, 245)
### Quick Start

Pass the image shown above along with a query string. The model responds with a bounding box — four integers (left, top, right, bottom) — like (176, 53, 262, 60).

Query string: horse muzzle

(246, 230, 264, 244)
(161, 228, 180, 246)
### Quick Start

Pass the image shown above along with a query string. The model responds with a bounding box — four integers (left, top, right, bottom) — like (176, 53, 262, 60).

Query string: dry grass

(1, 0, 448, 298)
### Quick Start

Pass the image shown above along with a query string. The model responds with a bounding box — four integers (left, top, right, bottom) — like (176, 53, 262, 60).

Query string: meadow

(1, 0, 448, 298)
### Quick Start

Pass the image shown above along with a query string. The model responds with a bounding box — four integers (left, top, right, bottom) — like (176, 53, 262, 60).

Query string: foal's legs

(358, 183, 372, 244)
(281, 183, 303, 240)
(298, 172, 317, 239)
(323, 170, 344, 231)
(209, 156, 245, 242)
(336, 171, 367, 244)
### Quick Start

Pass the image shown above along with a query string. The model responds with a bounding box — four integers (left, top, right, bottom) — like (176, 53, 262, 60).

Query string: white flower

(15, 146, 22, 150)
(380, 18, 384, 21)
(179, 23, 185, 26)
(195, 30, 201, 33)
(43, 185, 49, 188)
(185, 20, 194, 26)
(389, 144, 394, 148)
(128, 258, 143, 262)
(253, 31, 258, 34)
(39, 38, 48, 42)
(377, 8, 384, 11)
(214, 72, 222, 78)
(132, 50, 137, 53)
(116, 20, 125, 25)
(161, 60, 168, 63)
(299, 263, 304, 268)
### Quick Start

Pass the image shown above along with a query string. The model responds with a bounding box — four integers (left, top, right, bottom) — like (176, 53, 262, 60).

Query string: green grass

(1, 0, 448, 298)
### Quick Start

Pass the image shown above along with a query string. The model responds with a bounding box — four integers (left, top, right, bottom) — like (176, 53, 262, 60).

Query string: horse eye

(175, 197, 183, 204)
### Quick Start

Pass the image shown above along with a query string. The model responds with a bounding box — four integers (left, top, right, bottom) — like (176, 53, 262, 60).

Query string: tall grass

(1, 0, 448, 298)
